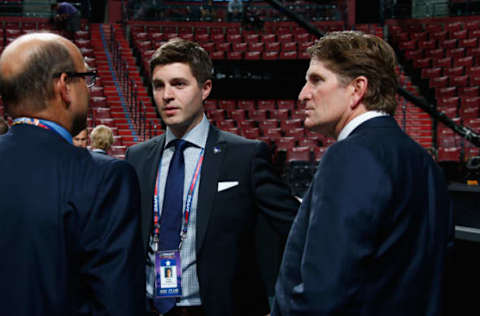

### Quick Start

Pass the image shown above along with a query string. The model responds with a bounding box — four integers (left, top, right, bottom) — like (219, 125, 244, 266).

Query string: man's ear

(55, 73, 72, 107)
(201, 79, 212, 101)
(350, 76, 368, 109)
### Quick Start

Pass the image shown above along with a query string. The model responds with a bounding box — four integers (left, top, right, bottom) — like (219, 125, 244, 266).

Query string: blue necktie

(155, 139, 190, 313)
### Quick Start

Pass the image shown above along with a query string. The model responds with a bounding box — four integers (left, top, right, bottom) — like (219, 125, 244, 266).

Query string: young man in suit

(0, 32, 145, 316)
(125, 38, 299, 316)
(273, 31, 454, 315)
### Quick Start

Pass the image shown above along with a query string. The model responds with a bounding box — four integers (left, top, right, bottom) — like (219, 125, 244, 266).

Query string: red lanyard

(153, 148, 205, 250)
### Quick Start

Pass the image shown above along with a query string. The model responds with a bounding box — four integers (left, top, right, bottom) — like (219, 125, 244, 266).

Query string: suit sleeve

(289, 143, 392, 314)
(78, 160, 145, 316)
(251, 141, 300, 235)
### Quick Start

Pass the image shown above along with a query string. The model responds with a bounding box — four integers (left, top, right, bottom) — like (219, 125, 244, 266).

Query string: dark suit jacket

(0, 124, 145, 316)
(273, 116, 455, 316)
(126, 125, 299, 316)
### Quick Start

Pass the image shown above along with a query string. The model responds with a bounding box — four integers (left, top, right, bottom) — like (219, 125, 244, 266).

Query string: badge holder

(154, 249, 182, 298)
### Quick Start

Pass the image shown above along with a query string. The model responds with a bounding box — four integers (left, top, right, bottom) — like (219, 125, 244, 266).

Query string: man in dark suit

(0, 32, 145, 316)
(125, 38, 299, 316)
(273, 31, 454, 316)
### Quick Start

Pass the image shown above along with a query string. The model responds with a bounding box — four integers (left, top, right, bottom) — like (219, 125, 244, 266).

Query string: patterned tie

(154, 139, 191, 313)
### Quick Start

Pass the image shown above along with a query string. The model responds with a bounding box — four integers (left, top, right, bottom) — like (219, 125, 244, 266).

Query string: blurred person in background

(72, 127, 88, 148)
(90, 124, 114, 155)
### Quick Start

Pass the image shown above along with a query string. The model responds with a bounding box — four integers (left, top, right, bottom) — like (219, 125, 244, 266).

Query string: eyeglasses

(53, 70, 97, 88)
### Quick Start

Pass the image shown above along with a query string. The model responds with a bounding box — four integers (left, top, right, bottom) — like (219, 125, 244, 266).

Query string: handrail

(109, 24, 150, 139)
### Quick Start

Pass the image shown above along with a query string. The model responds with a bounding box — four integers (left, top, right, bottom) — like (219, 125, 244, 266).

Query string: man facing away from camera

(0, 32, 145, 316)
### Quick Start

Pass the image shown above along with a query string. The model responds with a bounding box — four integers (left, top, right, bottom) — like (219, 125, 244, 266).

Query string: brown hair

(150, 38, 212, 85)
(307, 31, 398, 115)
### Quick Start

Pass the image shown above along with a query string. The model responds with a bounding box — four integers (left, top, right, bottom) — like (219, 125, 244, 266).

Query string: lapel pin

(213, 146, 221, 154)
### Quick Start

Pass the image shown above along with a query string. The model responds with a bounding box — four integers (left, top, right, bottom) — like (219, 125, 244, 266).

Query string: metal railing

(109, 24, 155, 140)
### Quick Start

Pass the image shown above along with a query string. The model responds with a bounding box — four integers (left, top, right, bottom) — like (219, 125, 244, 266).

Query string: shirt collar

(337, 111, 388, 141)
(164, 114, 210, 149)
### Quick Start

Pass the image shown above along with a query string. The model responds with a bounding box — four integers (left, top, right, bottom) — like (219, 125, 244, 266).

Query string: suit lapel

(141, 135, 166, 251)
(196, 127, 224, 254)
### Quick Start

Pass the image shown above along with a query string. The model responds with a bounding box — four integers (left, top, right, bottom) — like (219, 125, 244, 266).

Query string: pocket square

(218, 181, 239, 192)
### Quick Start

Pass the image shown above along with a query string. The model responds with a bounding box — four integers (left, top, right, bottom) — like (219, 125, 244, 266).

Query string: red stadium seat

(248, 42, 264, 52)
(265, 42, 281, 52)
(261, 34, 276, 43)
(437, 96, 459, 108)
(418, 39, 436, 50)
(226, 34, 242, 43)
(295, 33, 310, 43)
(413, 57, 432, 68)
(452, 29, 468, 40)
(277, 99, 296, 110)
(286, 146, 311, 162)
(438, 147, 461, 161)
(211, 33, 225, 43)
(441, 39, 457, 49)
(405, 49, 423, 60)
(207, 109, 225, 121)
(250, 109, 268, 121)
(459, 86, 479, 98)
(444, 66, 464, 77)
(425, 24, 443, 33)
(447, 47, 465, 58)
(245, 34, 259, 43)
(285, 127, 305, 138)
(446, 21, 463, 33)
(243, 127, 260, 139)
(232, 42, 247, 52)
(279, 51, 297, 59)
(412, 32, 428, 41)
(218, 100, 236, 112)
(211, 51, 225, 60)
(227, 51, 242, 60)
(451, 75, 469, 88)
(231, 109, 247, 121)
(271, 109, 289, 120)
(277, 137, 297, 151)
(460, 38, 477, 48)
(217, 119, 236, 129)
(215, 42, 230, 52)
(204, 99, 218, 111)
(262, 51, 278, 60)
(245, 51, 261, 60)
(238, 119, 256, 130)
(436, 87, 457, 100)
(259, 119, 279, 131)
(454, 56, 473, 68)
(421, 67, 442, 79)
(430, 30, 448, 42)
(237, 100, 256, 111)
(264, 128, 283, 140)
(257, 100, 276, 110)
(278, 34, 293, 43)
(433, 56, 452, 68)
(429, 76, 449, 88)
(281, 42, 296, 52)
(425, 48, 444, 59)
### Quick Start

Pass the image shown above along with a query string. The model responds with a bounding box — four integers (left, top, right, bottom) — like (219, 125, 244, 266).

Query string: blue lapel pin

(213, 146, 221, 154)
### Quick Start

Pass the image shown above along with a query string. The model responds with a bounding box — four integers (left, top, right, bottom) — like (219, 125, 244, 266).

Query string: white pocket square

(218, 181, 239, 192)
